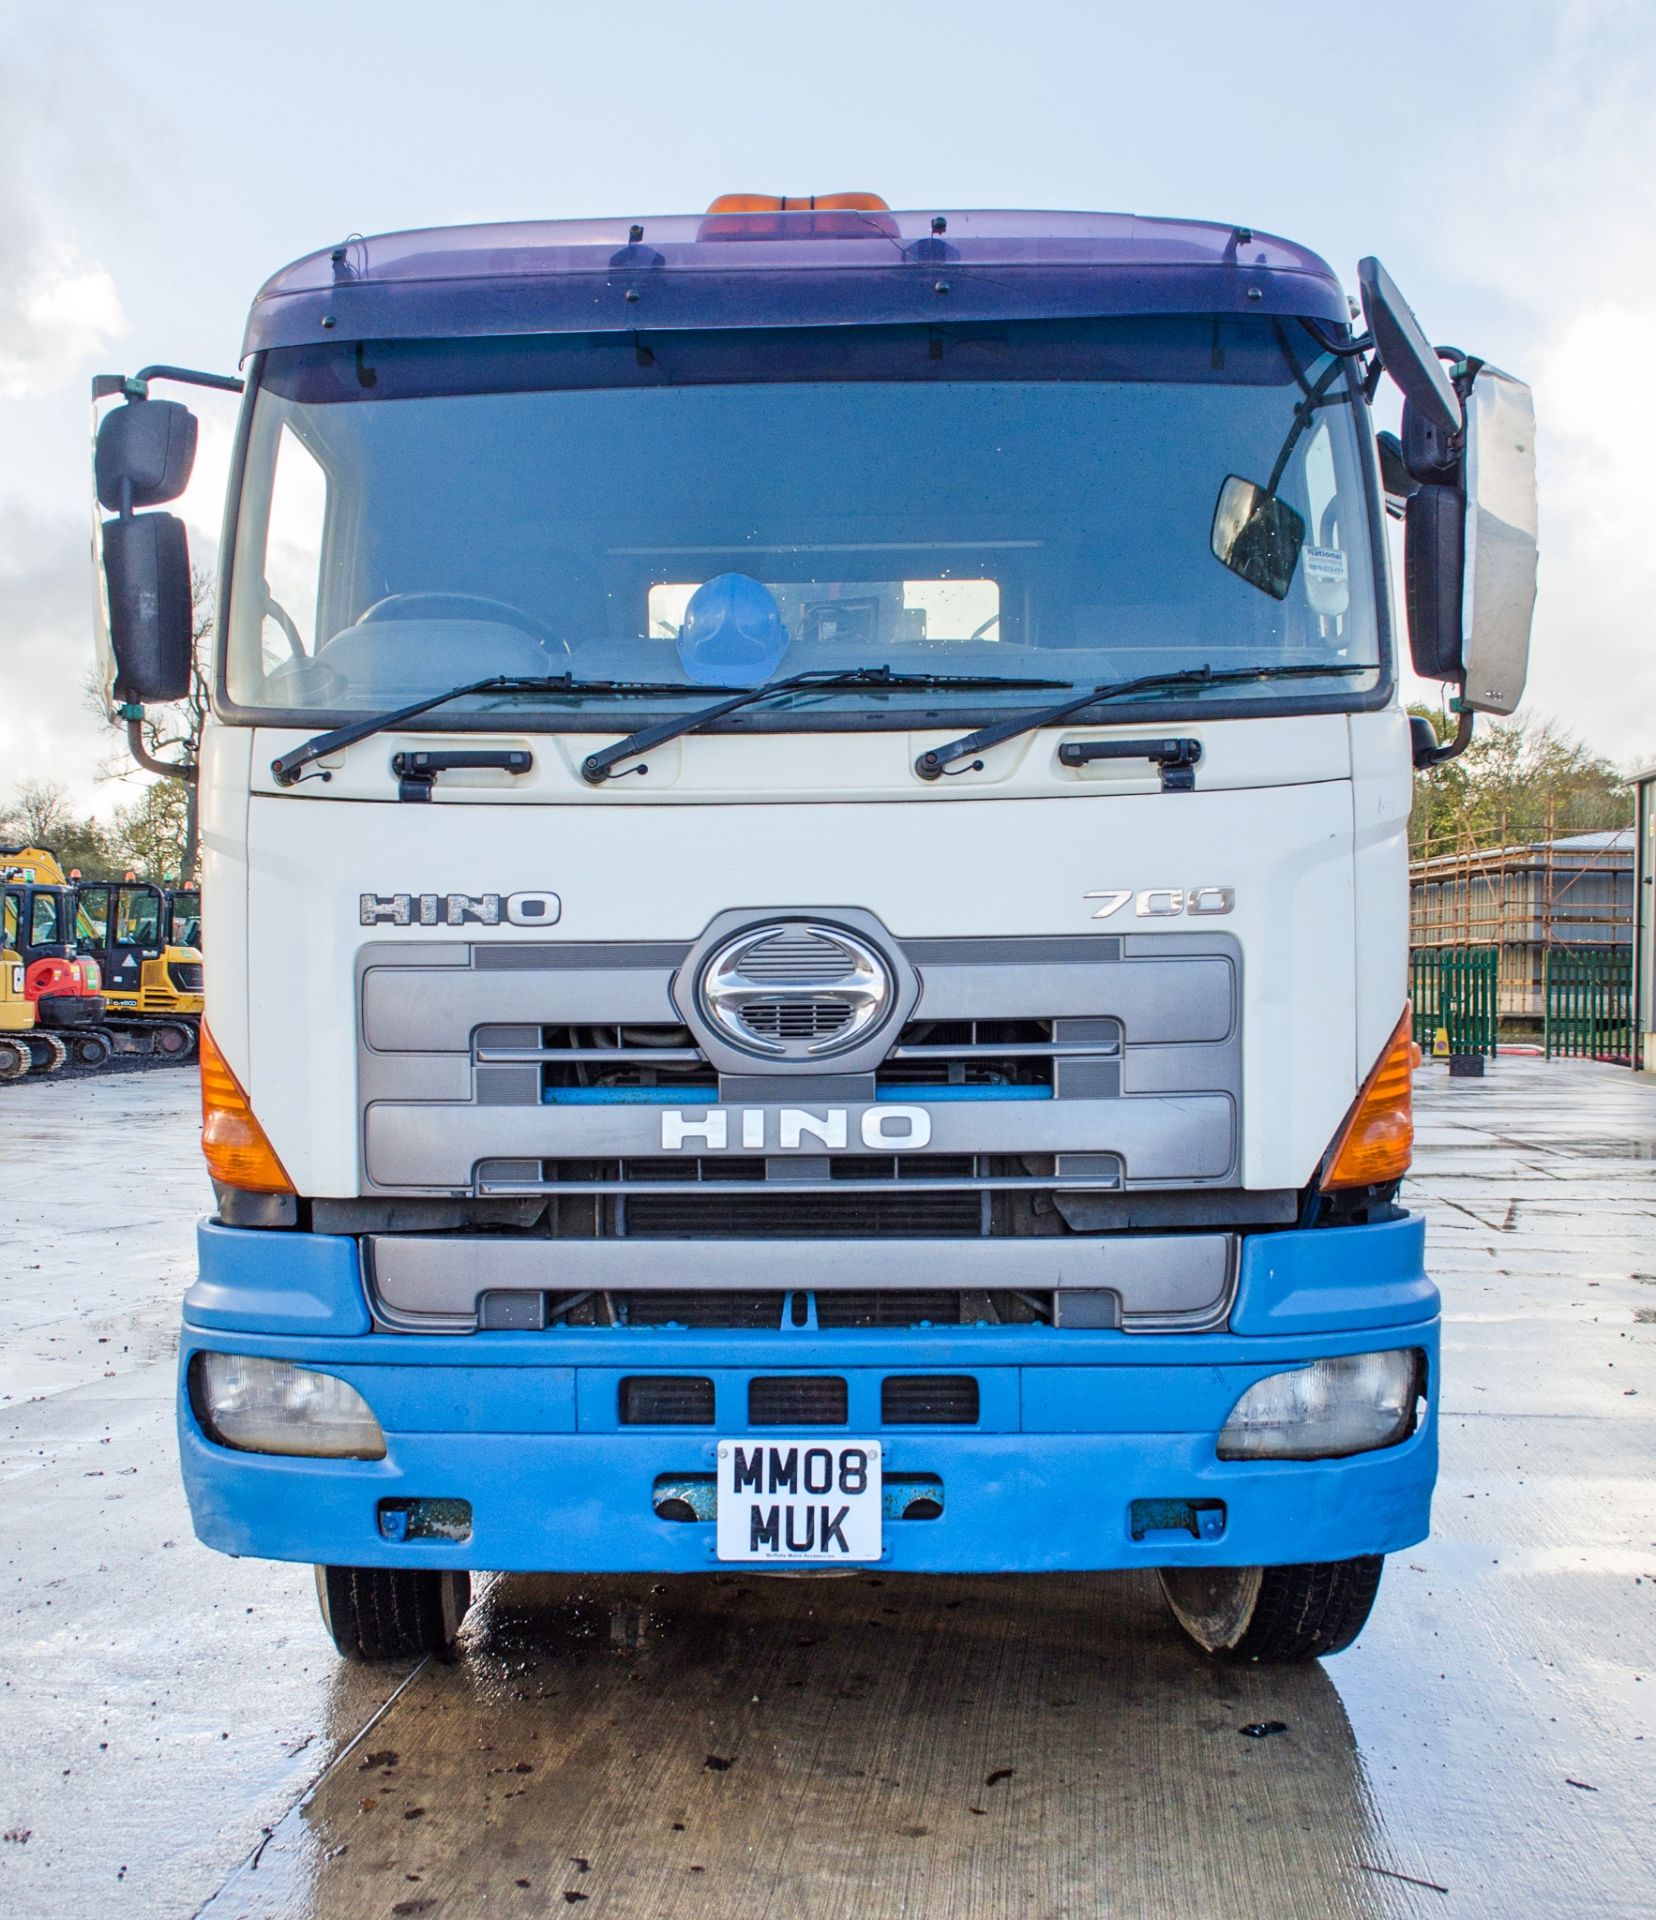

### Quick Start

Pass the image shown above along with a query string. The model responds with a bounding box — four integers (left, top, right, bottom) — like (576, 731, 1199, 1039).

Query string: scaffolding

(1409, 816, 1633, 1025)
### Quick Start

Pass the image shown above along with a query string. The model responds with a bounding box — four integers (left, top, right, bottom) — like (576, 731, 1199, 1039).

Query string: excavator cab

(75, 880, 203, 1045)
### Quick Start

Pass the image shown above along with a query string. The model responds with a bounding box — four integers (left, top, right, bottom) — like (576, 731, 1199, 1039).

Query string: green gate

(1544, 946, 1634, 1061)
(1410, 945, 1499, 1057)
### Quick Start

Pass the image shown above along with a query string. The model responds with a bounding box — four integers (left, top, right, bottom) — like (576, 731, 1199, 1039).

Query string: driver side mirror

(94, 398, 198, 706)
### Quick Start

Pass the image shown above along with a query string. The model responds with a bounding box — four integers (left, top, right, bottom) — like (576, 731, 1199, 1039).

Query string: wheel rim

(0, 1042, 27, 1082)
(155, 1025, 189, 1056)
(1159, 1566, 1265, 1653)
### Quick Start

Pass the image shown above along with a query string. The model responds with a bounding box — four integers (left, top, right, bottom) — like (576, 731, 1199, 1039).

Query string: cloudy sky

(3, 0, 1651, 814)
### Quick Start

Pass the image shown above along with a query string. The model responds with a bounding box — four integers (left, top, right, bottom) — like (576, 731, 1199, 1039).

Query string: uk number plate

(715, 1438, 883, 1563)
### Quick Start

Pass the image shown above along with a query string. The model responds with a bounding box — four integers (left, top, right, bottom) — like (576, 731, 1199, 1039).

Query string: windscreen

(225, 317, 1383, 723)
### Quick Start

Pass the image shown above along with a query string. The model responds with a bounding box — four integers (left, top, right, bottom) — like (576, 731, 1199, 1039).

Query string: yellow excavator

(0, 928, 36, 1081)
(73, 873, 203, 1053)
(1, 846, 203, 1061)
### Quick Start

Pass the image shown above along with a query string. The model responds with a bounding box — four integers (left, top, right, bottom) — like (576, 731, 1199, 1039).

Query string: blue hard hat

(676, 573, 788, 686)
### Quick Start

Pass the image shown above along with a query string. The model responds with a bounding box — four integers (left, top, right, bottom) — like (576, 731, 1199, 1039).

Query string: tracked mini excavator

(73, 875, 203, 1055)
(0, 850, 103, 1070)
(0, 924, 38, 1080)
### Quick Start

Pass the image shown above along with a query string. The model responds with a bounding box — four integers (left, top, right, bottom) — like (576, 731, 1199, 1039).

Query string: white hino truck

(91, 196, 1536, 1662)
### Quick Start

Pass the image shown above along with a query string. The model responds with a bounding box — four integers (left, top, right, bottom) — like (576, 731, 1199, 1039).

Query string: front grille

(620, 1376, 715, 1424)
(738, 928, 858, 981)
(882, 1375, 980, 1424)
(621, 1189, 984, 1237)
(749, 1376, 847, 1425)
(167, 962, 203, 992)
(535, 1023, 716, 1094)
(739, 997, 854, 1042)
(879, 1017, 1062, 1094)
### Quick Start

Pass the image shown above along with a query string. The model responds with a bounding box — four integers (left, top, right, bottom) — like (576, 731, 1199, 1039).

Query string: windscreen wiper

(270, 674, 745, 788)
(914, 661, 1375, 780)
(580, 665, 1071, 784)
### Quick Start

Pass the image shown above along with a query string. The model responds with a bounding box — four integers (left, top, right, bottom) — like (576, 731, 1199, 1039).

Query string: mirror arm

(93, 365, 244, 402)
(1414, 706, 1475, 769)
(1299, 318, 1373, 359)
(122, 709, 198, 786)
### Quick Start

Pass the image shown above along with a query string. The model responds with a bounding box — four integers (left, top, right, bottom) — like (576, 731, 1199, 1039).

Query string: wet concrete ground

(2, 1058, 1653, 1918)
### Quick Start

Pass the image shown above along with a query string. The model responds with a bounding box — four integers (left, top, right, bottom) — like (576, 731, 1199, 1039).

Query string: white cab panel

(239, 721, 1372, 1197)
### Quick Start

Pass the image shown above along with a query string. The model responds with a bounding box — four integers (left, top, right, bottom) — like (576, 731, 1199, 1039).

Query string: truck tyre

(69, 1031, 114, 1070)
(313, 1565, 471, 1661)
(1159, 1556, 1384, 1664)
(0, 1040, 28, 1082)
(24, 1032, 68, 1075)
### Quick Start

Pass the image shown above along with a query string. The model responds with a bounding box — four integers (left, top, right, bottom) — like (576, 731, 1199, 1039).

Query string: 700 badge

(1083, 887, 1234, 919)
(715, 1439, 883, 1563)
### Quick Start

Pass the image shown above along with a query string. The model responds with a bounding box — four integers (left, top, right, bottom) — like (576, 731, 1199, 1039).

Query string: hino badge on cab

(90, 197, 1537, 1663)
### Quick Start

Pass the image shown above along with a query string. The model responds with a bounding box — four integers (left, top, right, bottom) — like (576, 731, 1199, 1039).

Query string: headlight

(1217, 1349, 1424, 1461)
(190, 1353, 386, 1459)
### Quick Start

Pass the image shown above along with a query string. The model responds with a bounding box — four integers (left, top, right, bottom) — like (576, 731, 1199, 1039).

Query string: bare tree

(0, 778, 74, 849)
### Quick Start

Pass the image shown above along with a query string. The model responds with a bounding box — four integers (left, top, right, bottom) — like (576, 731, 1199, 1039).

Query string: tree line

(0, 776, 190, 882)
(1408, 707, 1633, 864)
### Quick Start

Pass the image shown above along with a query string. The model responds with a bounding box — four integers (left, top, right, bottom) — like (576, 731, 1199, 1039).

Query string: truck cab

(91, 199, 1537, 1663)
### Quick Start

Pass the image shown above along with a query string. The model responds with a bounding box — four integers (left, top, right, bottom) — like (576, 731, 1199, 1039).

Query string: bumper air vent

(620, 1292, 783, 1330)
(748, 1376, 847, 1426)
(881, 1375, 980, 1425)
(622, 1189, 983, 1237)
(619, 1376, 716, 1425)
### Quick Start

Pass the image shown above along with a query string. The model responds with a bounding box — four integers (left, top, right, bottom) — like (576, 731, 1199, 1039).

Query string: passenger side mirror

(1358, 257, 1461, 438)
(1402, 365, 1537, 714)
(1210, 475, 1305, 601)
(1458, 367, 1538, 714)
(93, 397, 199, 708)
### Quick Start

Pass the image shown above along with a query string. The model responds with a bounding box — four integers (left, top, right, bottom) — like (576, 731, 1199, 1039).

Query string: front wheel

(314, 1564, 471, 1661)
(1159, 1556, 1384, 1664)
(0, 1039, 28, 1082)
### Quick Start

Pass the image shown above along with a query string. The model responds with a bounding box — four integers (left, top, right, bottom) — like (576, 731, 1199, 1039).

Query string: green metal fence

(1410, 945, 1499, 1057)
(1543, 946, 1634, 1061)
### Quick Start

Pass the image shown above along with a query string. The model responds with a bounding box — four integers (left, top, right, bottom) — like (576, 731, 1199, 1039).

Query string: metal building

(1409, 828, 1633, 1026)
(1637, 767, 1656, 1070)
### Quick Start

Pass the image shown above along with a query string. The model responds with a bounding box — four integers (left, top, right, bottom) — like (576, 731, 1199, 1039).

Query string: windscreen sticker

(1303, 545, 1350, 617)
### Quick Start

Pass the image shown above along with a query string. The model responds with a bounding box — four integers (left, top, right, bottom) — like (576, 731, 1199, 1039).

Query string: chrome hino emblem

(698, 922, 892, 1061)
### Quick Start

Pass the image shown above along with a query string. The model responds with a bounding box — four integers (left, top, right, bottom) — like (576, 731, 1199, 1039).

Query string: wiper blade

(580, 665, 1071, 785)
(914, 661, 1375, 780)
(269, 673, 744, 788)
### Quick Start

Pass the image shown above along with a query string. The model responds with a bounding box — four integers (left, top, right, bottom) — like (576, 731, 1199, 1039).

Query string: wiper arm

(270, 674, 743, 788)
(914, 661, 1375, 780)
(580, 665, 1071, 785)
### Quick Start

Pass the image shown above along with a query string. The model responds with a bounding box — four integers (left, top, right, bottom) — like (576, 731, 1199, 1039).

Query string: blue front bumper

(178, 1215, 1438, 1574)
